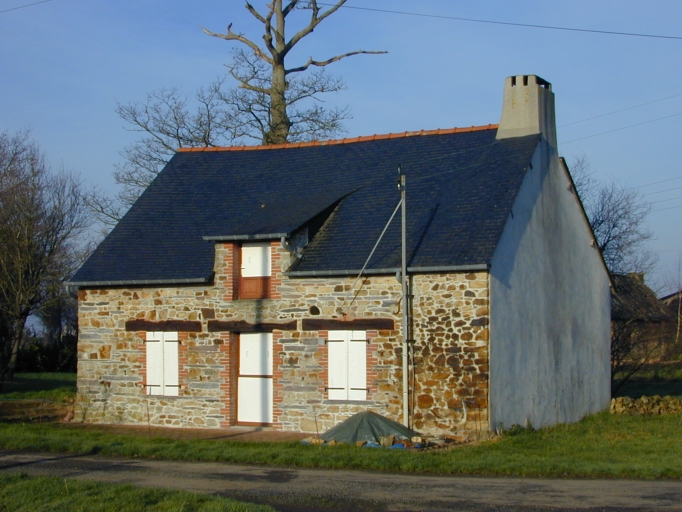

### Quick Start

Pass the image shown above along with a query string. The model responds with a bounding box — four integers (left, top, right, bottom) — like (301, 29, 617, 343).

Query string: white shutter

(162, 332, 179, 396)
(146, 332, 179, 397)
(348, 331, 367, 401)
(327, 331, 348, 400)
(241, 242, 271, 277)
(238, 376, 273, 423)
(240, 333, 273, 376)
(146, 332, 163, 395)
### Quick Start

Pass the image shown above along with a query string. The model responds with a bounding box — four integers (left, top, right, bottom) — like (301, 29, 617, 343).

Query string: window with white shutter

(327, 330, 367, 401)
(145, 332, 179, 396)
(240, 242, 271, 299)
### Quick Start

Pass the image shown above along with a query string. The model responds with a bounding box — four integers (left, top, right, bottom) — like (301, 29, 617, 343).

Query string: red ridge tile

(177, 124, 499, 153)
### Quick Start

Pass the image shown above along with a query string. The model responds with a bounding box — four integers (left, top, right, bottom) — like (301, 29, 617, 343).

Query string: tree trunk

(1, 315, 28, 389)
(266, 60, 291, 144)
(6, 317, 27, 382)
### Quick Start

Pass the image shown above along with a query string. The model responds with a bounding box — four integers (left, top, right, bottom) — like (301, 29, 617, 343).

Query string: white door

(237, 332, 273, 424)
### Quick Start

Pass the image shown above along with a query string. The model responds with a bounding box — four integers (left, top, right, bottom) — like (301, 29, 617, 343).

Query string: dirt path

(1, 450, 680, 511)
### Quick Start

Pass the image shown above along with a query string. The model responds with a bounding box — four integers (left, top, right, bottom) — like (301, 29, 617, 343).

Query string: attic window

(240, 242, 271, 299)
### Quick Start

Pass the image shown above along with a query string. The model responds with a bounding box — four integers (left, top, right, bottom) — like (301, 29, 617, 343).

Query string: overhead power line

(562, 112, 682, 144)
(644, 185, 682, 197)
(321, 3, 682, 41)
(631, 176, 682, 189)
(560, 93, 682, 127)
(650, 195, 682, 205)
(651, 204, 682, 213)
(0, 0, 53, 15)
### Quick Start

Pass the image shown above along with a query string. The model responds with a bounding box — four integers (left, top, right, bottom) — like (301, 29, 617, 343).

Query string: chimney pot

(496, 75, 557, 148)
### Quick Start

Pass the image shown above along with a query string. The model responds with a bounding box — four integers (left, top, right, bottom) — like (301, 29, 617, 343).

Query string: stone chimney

(496, 75, 557, 148)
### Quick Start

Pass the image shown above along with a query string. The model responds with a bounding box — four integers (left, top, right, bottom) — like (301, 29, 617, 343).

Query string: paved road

(1, 450, 680, 511)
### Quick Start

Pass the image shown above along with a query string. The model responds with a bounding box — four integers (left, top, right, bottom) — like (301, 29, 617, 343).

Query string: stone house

(68, 75, 611, 440)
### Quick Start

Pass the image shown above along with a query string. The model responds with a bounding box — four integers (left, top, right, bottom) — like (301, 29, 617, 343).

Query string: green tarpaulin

(319, 411, 421, 444)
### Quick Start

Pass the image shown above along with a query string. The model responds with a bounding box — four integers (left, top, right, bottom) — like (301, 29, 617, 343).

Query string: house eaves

(203, 233, 289, 242)
(66, 277, 211, 287)
(286, 263, 489, 277)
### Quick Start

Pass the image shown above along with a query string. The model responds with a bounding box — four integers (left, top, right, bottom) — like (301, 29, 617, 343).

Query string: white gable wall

(489, 139, 610, 430)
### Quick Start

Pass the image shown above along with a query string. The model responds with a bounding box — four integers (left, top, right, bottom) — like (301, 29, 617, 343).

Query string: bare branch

(202, 25, 273, 64)
(569, 156, 656, 274)
(286, 49, 388, 75)
(244, 2, 267, 24)
(281, 0, 301, 18)
(261, 3, 278, 56)
(284, 0, 346, 54)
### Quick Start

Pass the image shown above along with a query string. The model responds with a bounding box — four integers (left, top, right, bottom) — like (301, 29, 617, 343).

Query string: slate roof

(70, 126, 541, 286)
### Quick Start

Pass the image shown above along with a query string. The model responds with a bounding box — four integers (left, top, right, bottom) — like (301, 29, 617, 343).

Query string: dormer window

(240, 242, 271, 299)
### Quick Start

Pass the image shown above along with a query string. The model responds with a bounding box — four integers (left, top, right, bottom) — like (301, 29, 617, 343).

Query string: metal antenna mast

(399, 166, 409, 428)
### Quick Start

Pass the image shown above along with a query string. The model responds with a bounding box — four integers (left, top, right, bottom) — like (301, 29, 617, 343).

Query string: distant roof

(611, 274, 673, 323)
(661, 289, 682, 304)
(70, 126, 540, 286)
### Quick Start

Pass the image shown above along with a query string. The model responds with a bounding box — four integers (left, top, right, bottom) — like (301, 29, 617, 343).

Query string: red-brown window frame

(239, 242, 271, 300)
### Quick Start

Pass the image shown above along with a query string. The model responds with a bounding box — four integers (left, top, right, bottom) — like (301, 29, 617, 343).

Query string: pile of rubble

(610, 395, 682, 415)
(301, 434, 451, 449)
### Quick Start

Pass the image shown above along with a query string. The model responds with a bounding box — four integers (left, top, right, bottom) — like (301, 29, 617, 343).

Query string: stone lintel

(302, 318, 394, 331)
(125, 320, 202, 332)
(207, 320, 297, 332)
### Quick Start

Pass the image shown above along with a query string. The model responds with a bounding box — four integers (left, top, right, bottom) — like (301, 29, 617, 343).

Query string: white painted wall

(489, 140, 611, 430)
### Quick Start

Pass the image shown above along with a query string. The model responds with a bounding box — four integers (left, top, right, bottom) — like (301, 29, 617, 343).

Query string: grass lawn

(0, 473, 274, 512)
(1, 411, 681, 479)
(0, 373, 76, 402)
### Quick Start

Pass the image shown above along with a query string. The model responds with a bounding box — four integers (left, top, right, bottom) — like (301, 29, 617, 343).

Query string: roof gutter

(285, 263, 489, 277)
(203, 233, 288, 242)
(65, 277, 211, 287)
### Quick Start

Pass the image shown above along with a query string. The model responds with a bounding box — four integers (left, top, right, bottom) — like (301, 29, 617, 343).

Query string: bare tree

(610, 318, 669, 395)
(570, 155, 656, 275)
(87, 79, 235, 226)
(203, 0, 385, 144)
(569, 156, 663, 395)
(89, 0, 385, 230)
(0, 131, 90, 387)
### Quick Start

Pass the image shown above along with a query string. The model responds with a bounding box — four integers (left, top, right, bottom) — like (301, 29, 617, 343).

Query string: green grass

(1, 412, 681, 479)
(0, 473, 274, 512)
(0, 373, 76, 402)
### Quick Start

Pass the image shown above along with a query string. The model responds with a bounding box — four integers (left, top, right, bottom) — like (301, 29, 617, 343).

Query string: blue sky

(2, 0, 681, 292)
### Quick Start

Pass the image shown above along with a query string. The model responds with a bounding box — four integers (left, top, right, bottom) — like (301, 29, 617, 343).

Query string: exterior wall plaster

(488, 140, 611, 431)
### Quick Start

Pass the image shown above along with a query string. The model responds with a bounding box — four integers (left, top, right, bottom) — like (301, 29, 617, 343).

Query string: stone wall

(411, 273, 490, 440)
(76, 240, 489, 439)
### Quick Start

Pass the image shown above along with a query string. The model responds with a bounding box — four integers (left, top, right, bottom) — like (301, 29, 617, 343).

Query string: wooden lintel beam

(302, 318, 394, 331)
(208, 320, 298, 333)
(125, 320, 202, 332)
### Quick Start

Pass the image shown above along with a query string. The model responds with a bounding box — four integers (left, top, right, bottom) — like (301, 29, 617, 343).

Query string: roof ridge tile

(177, 124, 499, 153)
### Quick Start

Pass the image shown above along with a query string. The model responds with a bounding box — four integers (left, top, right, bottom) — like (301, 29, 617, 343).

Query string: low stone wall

(610, 395, 682, 415)
(0, 399, 71, 423)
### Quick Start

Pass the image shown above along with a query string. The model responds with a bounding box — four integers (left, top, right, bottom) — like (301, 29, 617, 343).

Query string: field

(0, 473, 274, 512)
(1, 371, 681, 480)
